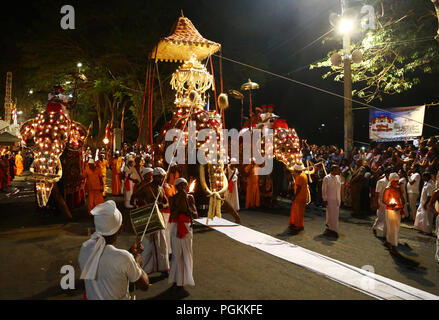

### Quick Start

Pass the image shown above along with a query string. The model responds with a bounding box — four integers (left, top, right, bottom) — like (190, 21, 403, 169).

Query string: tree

(310, 0, 439, 103)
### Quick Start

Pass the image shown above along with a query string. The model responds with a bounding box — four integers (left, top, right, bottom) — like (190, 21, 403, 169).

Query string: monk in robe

(15, 151, 24, 176)
(244, 162, 260, 209)
(83, 158, 104, 215)
(168, 178, 198, 290)
(110, 151, 123, 195)
(289, 163, 309, 234)
(98, 153, 109, 196)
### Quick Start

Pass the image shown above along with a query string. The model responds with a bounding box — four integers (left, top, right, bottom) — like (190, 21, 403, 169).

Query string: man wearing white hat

(139, 167, 170, 276)
(79, 200, 150, 300)
(168, 178, 198, 290)
(289, 163, 309, 234)
(382, 173, 404, 253)
(322, 165, 341, 237)
(83, 158, 104, 215)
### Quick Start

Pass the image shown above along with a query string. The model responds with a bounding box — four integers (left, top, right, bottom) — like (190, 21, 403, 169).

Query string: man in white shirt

(79, 200, 150, 300)
(322, 165, 341, 237)
(414, 172, 435, 234)
(372, 168, 391, 237)
(407, 164, 421, 222)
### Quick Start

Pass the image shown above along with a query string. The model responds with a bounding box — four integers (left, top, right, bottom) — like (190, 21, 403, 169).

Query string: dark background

(1, 0, 438, 146)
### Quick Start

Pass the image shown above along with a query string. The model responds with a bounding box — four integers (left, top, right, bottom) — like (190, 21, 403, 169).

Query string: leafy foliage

(310, 0, 439, 103)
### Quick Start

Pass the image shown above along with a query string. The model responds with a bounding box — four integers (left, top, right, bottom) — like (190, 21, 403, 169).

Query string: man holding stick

(168, 178, 198, 290)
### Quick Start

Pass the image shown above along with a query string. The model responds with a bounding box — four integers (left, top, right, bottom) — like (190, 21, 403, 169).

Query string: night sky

(1, 0, 438, 146)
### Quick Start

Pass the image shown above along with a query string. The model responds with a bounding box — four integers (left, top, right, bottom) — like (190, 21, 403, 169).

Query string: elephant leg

(52, 183, 72, 219)
(222, 200, 241, 224)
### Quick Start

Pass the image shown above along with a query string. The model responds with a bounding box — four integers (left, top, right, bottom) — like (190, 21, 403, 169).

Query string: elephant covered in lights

(20, 110, 88, 207)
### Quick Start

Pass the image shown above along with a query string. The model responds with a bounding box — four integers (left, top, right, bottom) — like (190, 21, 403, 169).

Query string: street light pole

(341, 0, 354, 159)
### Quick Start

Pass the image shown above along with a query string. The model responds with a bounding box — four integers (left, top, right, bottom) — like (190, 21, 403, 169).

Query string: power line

(215, 54, 439, 131)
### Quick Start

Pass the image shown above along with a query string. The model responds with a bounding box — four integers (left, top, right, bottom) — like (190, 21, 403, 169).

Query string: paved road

(0, 173, 437, 300)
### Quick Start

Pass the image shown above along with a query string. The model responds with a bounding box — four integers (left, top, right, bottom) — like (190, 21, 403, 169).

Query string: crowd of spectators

(301, 136, 439, 222)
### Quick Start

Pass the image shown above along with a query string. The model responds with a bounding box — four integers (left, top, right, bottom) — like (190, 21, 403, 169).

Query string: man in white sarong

(415, 172, 435, 234)
(382, 173, 404, 254)
(407, 164, 421, 221)
(168, 178, 198, 290)
(135, 167, 170, 276)
(322, 165, 341, 237)
(225, 160, 240, 212)
(428, 189, 439, 263)
(372, 168, 391, 237)
(78, 200, 150, 300)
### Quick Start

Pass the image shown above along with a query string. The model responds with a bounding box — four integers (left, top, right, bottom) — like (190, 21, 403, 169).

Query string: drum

(129, 203, 166, 236)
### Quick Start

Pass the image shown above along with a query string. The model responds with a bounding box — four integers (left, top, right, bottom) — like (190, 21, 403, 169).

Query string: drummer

(136, 167, 170, 277)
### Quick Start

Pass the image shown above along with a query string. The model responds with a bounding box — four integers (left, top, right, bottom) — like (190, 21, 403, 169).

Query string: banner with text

(369, 105, 425, 142)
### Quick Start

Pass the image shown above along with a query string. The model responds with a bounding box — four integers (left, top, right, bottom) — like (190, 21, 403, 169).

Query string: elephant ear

(67, 121, 88, 151)
(19, 118, 37, 150)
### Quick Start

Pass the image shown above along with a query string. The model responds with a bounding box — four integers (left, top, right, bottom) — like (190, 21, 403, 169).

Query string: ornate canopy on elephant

(150, 13, 221, 63)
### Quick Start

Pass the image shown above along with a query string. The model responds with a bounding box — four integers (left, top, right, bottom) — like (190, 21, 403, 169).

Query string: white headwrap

(389, 172, 400, 183)
(175, 177, 188, 186)
(88, 158, 95, 164)
(142, 167, 154, 176)
(153, 167, 166, 176)
(80, 200, 123, 280)
(293, 163, 306, 171)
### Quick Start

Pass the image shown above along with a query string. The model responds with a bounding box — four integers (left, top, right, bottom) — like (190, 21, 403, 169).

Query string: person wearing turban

(168, 178, 198, 290)
(134, 167, 170, 276)
(382, 173, 405, 253)
(78, 200, 150, 299)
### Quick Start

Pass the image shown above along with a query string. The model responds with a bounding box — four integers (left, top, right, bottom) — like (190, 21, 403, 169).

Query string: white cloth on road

(195, 217, 439, 300)
(322, 174, 341, 232)
(79, 245, 142, 300)
(141, 229, 170, 274)
(168, 222, 195, 287)
(414, 180, 435, 233)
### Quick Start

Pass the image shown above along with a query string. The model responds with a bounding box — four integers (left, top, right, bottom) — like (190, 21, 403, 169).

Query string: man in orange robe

(15, 151, 24, 176)
(97, 153, 109, 196)
(83, 158, 104, 215)
(110, 151, 123, 195)
(245, 162, 260, 209)
(289, 163, 309, 234)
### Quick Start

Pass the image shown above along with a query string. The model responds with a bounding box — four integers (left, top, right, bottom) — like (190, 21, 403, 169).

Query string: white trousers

(163, 212, 172, 254)
(325, 199, 340, 232)
(408, 193, 419, 220)
(168, 222, 195, 287)
(373, 203, 387, 236)
(385, 209, 401, 247)
(141, 229, 170, 274)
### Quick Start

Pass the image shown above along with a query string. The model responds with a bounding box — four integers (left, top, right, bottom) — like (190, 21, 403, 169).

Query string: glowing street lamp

(103, 137, 109, 145)
(77, 62, 83, 73)
(338, 18, 354, 34)
(29, 90, 33, 94)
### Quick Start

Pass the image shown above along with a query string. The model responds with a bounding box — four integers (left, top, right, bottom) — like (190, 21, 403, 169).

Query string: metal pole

(342, 0, 354, 159)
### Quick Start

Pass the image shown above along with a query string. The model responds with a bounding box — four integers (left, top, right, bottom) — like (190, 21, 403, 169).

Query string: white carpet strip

(194, 217, 438, 300)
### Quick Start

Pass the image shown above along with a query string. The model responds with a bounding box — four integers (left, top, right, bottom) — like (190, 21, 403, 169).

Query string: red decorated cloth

(124, 179, 130, 191)
(169, 214, 191, 238)
(228, 180, 234, 193)
(273, 119, 288, 129)
(46, 101, 63, 113)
